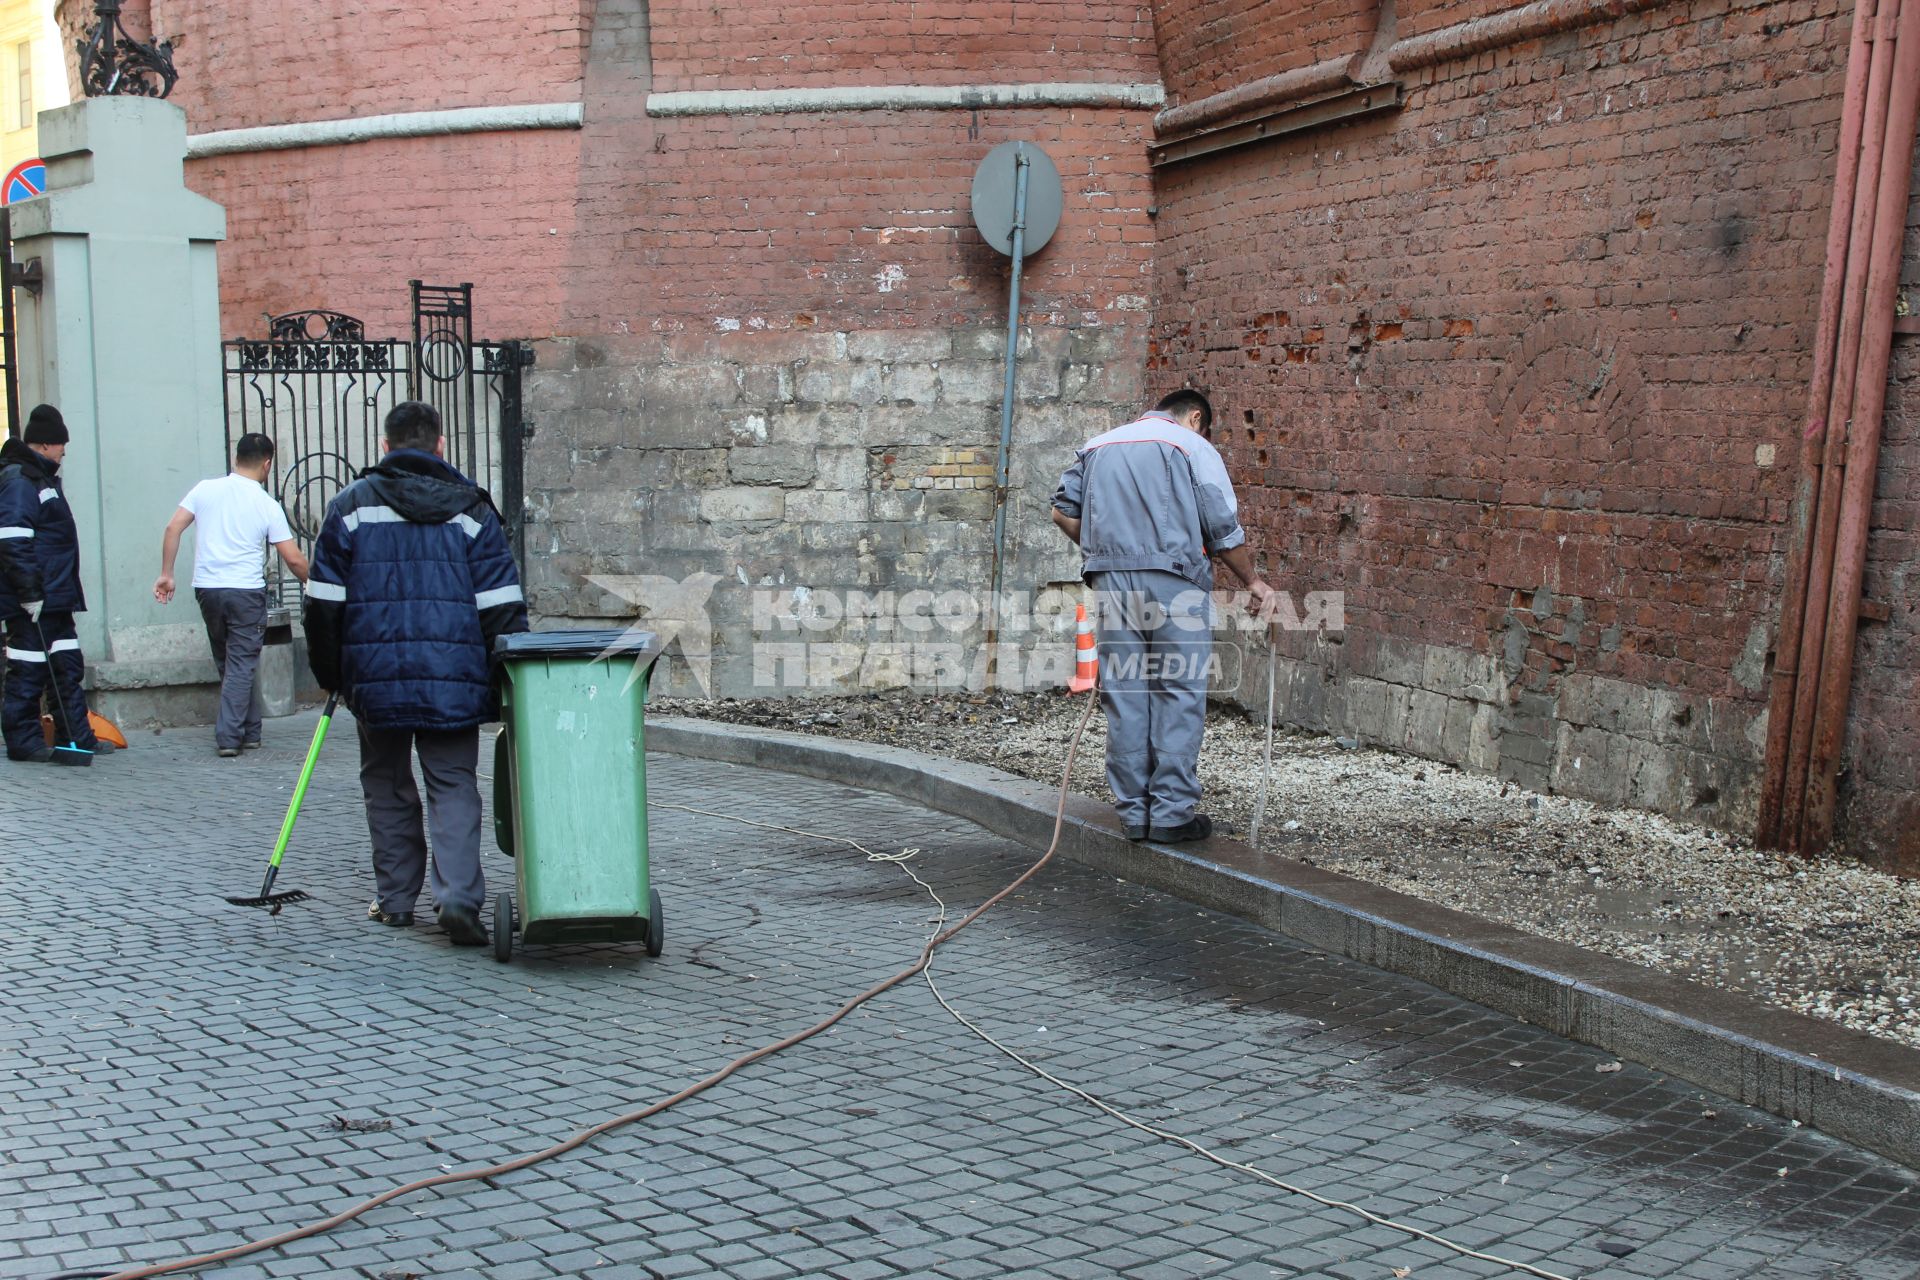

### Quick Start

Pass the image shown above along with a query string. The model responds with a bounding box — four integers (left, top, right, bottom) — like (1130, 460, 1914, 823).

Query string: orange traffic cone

(1068, 602, 1097, 692)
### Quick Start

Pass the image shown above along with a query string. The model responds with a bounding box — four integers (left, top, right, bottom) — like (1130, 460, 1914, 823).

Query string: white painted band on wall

(646, 82, 1165, 117)
(186, 102, 586, 159)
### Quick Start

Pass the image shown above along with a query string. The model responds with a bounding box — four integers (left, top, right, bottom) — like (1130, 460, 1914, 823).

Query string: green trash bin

(491, 628, 662, 963)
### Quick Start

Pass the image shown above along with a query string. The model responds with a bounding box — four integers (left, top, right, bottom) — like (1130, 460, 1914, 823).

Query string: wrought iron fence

(222, 282, 529, 608)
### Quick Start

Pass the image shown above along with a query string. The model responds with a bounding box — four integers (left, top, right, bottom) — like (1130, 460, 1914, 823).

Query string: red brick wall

(189, 134, 583, 340)
(1148, 0, 1917, 853)
(160, 0, 1159, 710)
(647, 0, 1158, 91)
(560, 109, 1154, 337)
(154, 0, 590, 132)
(119, 0, 1915, 858)
(166, 0, 1154, 343)
(1398, 0, 1527, 40)
(1153, 0, 1374, 104)
(1849, 195, 1920, 865)
(136, 0, 591, 339)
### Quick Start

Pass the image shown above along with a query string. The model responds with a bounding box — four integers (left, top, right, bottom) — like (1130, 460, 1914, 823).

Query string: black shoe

(242, 740, 263, 751)
(1124, 824, 1148, 842)
(88, 740, 116, 755)
(11, 748, 52, 763)
(217, 746, 241, 758)
(439, 904, 488, 947)
(1147, 814, 1214, 844)
(368, 901, 415, 927)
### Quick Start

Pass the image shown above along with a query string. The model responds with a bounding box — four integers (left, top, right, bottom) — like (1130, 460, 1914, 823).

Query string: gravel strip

(654, 689, 1920, 1049)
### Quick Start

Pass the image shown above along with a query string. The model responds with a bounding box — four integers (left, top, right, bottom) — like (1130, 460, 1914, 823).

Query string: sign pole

(984, 145, 1031, 685)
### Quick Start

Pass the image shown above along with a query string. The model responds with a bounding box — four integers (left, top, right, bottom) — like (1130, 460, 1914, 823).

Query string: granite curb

(648, 714, 1920, 1171)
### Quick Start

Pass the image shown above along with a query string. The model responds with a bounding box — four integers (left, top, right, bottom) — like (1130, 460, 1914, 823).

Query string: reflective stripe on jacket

(0, 436, 85, 615)
(302, 449, 528, 730)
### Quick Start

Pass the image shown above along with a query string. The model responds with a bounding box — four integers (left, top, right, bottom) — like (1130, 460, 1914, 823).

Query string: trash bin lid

(493, 629, 661, 660)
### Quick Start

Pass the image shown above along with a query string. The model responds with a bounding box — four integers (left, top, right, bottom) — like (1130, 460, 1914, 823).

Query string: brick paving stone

(5, 713, 1920, 1279)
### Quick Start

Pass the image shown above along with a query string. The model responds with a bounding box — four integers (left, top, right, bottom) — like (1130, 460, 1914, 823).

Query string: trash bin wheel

(494, 892, 514, 963)
(646, 887, 664, 958)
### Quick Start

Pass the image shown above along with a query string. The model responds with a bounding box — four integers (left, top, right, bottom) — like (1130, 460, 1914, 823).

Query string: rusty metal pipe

(1799, 0, 1920, 851)
(1755, 0, 1878, 846)
(1777, 0, 1903, 847)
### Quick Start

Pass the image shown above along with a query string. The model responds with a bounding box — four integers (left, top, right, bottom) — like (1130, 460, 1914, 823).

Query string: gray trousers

(196, 587, 266, 750)
(1091, 569, 1213, 830)
(357, 722, 485, 915)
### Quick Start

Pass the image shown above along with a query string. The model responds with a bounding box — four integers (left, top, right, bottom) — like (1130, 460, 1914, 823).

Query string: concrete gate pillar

(9, 95, 229, 724)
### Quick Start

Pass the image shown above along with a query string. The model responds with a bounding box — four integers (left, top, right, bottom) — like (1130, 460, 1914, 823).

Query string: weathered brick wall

(187, 133, 583, 341)
(525, 323, 1140, 696)
(102, 0, 1913, 859)
(560, 109, 1156, 334)
(1152, 0, 1375, 102)
(1398, 0, 1543, 41)
(157, 0, 1156, 341)
(153, 0, 589, 131)
(649, 0, 1158, 90)
(86, 0, 595, 338)
(137, 0, 1155, 689)
(527, 0, 1157, 696)
(1849, 198, 1920, 865)
(1148, 0, 1909, 851)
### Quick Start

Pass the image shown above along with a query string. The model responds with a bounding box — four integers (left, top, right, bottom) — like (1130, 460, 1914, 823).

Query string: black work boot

(1147, 814, 1214, 844)
(439, 904, 488, 947)
(367, 901, 415, 927)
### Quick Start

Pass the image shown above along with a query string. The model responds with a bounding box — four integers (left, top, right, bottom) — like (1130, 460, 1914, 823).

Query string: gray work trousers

(357, 722, 485, 916)
(1090, 569, 1213, 830)
(196, 587, 266, 751)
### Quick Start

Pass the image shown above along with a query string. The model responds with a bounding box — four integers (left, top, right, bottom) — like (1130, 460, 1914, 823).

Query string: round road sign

(4, 159, 45, 205)
(969, 141, 1062, 259)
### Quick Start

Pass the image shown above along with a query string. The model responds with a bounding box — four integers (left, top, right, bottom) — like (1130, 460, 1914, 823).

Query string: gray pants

(196, 587, 266, 751)
(358, 722, 485, 916)
(1091, 569, 1213, 830)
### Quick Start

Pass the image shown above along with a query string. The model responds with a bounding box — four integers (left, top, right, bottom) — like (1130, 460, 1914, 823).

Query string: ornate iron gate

(222, 282, 531, 606)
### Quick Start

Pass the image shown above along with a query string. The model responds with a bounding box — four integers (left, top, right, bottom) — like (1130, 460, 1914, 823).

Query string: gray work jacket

(1051, 411, 1246, 590)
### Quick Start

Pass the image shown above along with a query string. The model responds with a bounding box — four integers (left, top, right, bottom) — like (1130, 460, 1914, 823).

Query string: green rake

(226, 693, 338, 914)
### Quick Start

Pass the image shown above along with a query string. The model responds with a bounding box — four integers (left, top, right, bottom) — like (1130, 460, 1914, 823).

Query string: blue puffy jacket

(303, 449, 528, 730)
(0, 436, 85, 616)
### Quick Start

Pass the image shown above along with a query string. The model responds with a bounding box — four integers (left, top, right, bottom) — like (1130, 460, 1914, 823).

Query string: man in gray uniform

(1052, 389, 1273, 843)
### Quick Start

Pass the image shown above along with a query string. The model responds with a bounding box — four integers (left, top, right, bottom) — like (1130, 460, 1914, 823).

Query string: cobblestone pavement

(4, 708, 1920, 1280)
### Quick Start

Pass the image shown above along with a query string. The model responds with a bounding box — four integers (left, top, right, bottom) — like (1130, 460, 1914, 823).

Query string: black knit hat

(23, 404, 67, 445)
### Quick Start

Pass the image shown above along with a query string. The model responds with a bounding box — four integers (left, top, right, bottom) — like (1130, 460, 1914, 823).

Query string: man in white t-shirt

(154, 433, 310, 756)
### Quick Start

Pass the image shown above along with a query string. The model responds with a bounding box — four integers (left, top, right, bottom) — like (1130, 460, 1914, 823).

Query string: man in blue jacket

(304, 401, 528, 946)
(0, 405, 113, 762)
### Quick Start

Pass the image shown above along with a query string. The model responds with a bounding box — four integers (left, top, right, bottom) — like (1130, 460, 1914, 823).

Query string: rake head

(225, 889, 311, 915)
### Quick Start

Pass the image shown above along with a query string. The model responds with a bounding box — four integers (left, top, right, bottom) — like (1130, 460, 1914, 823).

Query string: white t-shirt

(178, 473, 295, 590)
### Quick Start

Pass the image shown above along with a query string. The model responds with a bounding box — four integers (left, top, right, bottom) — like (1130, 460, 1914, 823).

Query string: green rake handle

(255, 693, 339, 898)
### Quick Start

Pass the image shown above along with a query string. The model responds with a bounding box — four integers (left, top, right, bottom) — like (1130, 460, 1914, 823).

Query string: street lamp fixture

(77, 0, 177, 99)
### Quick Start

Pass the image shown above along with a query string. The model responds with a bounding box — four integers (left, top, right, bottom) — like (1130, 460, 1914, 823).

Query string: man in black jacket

(0, 405, 112, 761)
(304, 401, 527, 944)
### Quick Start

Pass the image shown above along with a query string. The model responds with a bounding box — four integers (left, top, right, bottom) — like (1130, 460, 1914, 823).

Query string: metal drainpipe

(983, 145, 1031, 683)
(1799, 0, 1920, 851)
(1776, 0, 1905, 847)
(1756, 0, 1877, 846)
